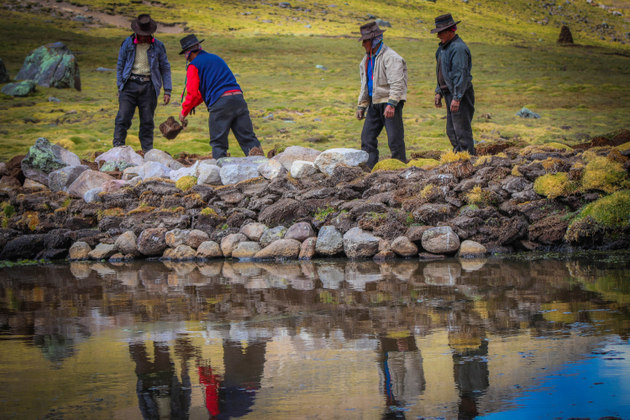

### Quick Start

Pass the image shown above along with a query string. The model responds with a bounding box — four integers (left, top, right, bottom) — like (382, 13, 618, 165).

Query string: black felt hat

(179, 34, 205, 55)
(358, 21, 385, 41)
(430, 13, 461, 34)
(131, 14, 157, 36)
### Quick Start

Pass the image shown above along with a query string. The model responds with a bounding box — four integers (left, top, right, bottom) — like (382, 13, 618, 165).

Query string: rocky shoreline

(1, 133, 629, 263)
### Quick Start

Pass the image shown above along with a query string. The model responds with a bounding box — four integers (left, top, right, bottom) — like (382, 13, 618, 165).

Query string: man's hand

(450, 99, 460, 113)
(356, 108, 365, 120)
(163, 94, 171, 105)
(384, 104, 395, 119)
(434, 93, 442, 108)
(179, 112, 187, 126)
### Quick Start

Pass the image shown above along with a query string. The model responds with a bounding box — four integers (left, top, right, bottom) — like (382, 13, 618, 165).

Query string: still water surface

(0, 254, 629, 419)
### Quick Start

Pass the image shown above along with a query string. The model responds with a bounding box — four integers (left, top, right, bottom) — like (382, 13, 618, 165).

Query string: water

(0, 254, 629, 419)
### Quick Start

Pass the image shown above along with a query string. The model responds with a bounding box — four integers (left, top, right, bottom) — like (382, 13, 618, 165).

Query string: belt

(221, 90, 242, 97)
(129, 74, 151, 83)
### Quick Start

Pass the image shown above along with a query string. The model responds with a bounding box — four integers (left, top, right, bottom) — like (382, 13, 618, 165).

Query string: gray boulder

(96, 146, 143, 168)
(273, 146, 321, 170)
(1, 80, 36, 97)
(458, 240, 487, 258)
(16, 42, 81, 90)
(220, 233, 248, 257)
(144, 149, 183, 170)
(258, 159, 287, 179)
(219, 161, 261, 185)
(21, 137, 82, 186)
(196, 241, 223, 258)
(285, 222, 315, 242)
(197, 161, 221, 185)
(114, 231, 138, 255)
(67, 170, 114, 198)
(390, 236, 418, 257)
(421, 226, 461, 254)
(187, 229, 210, 249)
(299, 237, 317, 260)
(88, 243, 117, 260)
(163, 245, 196, 260)
(232, 241, 262, 259)
(316, 226, 344, 256)
(342, 227, 380, 259)
(255, 239, 301, 259)
(69, 241, 91, 260)
(48, 165, 89, 192)
(240, 222, 267, 241)
(260, 225, 287, 247)
(290, 160, 318, 178)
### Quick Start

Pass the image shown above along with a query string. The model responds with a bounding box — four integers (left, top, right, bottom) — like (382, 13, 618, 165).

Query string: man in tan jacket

(356, 22, 408, 169)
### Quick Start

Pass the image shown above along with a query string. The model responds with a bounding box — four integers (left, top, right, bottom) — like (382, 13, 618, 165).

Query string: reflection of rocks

(423, 262, 462, 286)
(460, 258, 487, 272)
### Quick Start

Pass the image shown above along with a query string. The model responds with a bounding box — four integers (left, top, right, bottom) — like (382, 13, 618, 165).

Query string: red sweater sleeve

(182, 64, 203, 117)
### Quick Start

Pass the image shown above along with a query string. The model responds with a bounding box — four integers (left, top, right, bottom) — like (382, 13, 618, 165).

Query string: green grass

(0, 0, 629, 161)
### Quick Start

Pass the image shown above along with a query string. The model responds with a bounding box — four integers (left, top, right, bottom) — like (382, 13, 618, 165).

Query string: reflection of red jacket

(199, 365, 221, 416)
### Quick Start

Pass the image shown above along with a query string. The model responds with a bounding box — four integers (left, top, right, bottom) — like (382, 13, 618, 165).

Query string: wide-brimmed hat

(179, 34, 205, 55)
(131, 14, 157, 36)
(430, 13, 461, 34)
(358, 22, 385, 41)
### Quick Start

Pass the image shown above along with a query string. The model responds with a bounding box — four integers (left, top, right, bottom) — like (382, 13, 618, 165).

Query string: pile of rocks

(1, 137, 629, 262)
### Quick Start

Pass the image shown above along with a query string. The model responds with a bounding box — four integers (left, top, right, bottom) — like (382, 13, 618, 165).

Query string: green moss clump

(2, 202, 15, 218)
(176, 176, 198, 191)
(580, 155, 628, 193)
(314, 206, 336, 222)
(440, 151, 471, 163)
(201, 207, 218, 216)
(576, 190, 630, 228)
(371, 159, 408, 172)
(407, 158, 440, 168)
(533, 172, 575, 199)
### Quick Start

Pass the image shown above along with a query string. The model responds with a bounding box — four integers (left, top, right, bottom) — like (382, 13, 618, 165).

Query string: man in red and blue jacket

(178, 34, 261, 159)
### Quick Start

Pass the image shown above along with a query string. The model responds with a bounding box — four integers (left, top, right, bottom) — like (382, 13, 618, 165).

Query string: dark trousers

(208, 94, 261, 159)
(444, 85, 475, 155)
(113, 80, 157, 152)
(361, 101, 406, 169)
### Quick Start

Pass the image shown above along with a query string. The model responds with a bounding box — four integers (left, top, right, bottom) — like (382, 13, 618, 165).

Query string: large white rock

(314, 148, 368, 176)
(219, 163, 260, 185)
(421, 226, 460, 254)
(258, 159, 286, 180)
(290, 160, 318, 178)
(95, 146, 143, 167)
(273, 146, 321, 170)
(169, 161, 200, 181)
(144, 148, 183, 170)
(197, 161, 221, 185)
(342, 227, 380, 259)
(67, 169, 114, 198)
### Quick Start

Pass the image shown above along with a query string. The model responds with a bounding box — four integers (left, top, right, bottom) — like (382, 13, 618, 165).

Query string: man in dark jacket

(433, 14, 476, 155)
(114, 14, 172, 152)
(178, 34, 261, 159)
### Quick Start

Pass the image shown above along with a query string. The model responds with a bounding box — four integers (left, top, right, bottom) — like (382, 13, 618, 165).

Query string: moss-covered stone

(580, 155, 629, 193)
(440, 151, 471, 163)
(533, 172, 575, 199)
(407, 158, 440, 168)
(176, 176, 198, 192)
(577, 190, 630, 228)
(201, 207, 219, 216)
(371, 159, 407, 172)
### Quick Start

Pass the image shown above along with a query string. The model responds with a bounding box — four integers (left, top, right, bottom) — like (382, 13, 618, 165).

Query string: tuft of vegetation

(533, 172, 576, 199)
(440, 151, 471, 164)
(371, 159, 407, 172)
(580, 155, 629, 193)
(200, 207, 219, 216)
(176, 176, 198, 191)
(473, 155, 493, 167)
(511, 165, 523, 177)
(407, 158, 440, 169)
(465, 185, 494, 207)
(314, 206, 336, 222)
(574, 190, 630, 229)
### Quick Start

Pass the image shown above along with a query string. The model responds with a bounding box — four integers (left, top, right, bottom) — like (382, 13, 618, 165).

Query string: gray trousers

(360, 101, 406, 169)
(208, 94, 261, 159)
(444, 85, 475, 155)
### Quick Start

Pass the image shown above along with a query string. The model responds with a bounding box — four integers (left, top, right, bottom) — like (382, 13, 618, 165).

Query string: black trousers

(444, 85, 475, 155)
(208, 94, 261, 159)
(360, 101, 406, 169)
(113, 79, 157, 152)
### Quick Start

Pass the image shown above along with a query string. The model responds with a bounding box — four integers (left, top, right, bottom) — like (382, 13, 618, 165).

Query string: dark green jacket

(435, 35, 472, 100)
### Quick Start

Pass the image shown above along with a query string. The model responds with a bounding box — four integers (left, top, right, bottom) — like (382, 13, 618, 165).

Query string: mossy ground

(0, 0, 629, 161)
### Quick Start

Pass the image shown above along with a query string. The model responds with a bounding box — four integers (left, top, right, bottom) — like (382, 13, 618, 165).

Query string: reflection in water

(0, 255, 629, 418)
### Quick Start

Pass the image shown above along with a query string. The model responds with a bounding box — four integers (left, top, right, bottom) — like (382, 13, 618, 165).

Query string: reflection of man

(450, 332, 489, 419)
(129, 341, 191, 419)
(377, 335, 426, 417)
(432, 13, 476, 155)
(356, 21, 408, 169)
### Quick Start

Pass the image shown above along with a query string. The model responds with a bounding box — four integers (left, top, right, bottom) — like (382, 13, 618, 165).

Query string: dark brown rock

(159, 116, 187, 140)
(137, 227, 167, 256)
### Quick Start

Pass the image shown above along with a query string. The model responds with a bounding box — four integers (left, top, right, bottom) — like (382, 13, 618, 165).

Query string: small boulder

(421, 226, 460, 254)
(95, 146, 143, 168)
(67, 170, 114, 198)
(88, 243, 117, 260)
(21, 137, 82, 186)
(165, 228, 188, 248)
(144, 148, 183, 170)
(391, 236, 419, 257)
(187, 229, 210, 249)
(137, 228, 167, 256)
(196, 240, 223, 258)
(220, 233, 247, 257)
(272, 145, 321, 170)
(299, 237, 317, 260)
(285, 222, 315, 242)
(197, 161, 221, 185)
(69, 241, 91, 260)
(342, 227, 380, 259)
(114, 231, 138, 255)
(314, 148, 368, 176)
(219, 161, 261, 185)
(260, 225, 287, 247)
(457, 240, 487, 258)
(240, 222, 267, 241)
(232, 241, 262, 259)
(290, 160, 318, 178)
(258, 159, 287, 180)
(254, 239, 301, 259)
(315, 225, 344, 256)
(48, 165, 89, 192)
(1, 80, 36, 97)
(163, 244, 196, 260)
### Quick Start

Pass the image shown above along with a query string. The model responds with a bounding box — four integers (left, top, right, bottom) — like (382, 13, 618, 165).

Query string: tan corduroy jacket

(358, 44, 407, 108)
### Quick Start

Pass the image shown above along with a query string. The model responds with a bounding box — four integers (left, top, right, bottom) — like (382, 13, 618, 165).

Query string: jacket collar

(439, 34, 459, 49)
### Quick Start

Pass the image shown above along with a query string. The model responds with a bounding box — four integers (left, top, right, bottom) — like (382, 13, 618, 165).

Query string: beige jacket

(358, 44, 407, 108)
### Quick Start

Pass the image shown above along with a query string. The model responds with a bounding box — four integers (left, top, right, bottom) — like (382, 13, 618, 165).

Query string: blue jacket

(190, 51, 241, 107)
(117, 35, 172, 98)
(435, 35, 472, 100)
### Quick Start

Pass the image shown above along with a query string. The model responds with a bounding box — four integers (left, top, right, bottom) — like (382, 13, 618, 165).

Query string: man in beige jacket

(356, 21, 408, 169)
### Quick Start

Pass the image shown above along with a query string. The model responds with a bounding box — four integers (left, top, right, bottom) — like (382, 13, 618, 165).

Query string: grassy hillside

(0, 0, 629, 161)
